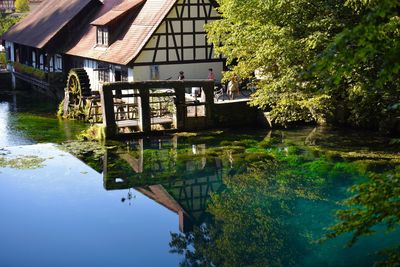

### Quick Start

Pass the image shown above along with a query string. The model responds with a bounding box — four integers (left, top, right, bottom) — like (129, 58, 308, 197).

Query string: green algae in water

(59, 141, 107, 172)
(78, 124, 106, 141)
(0, 124, 396, 266)
(10, 113, 88, 144)
(59, 141, 106, 159)
(0, 155, 45, 169)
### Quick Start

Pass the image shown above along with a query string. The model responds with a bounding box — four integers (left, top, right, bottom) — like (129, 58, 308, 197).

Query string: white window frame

(55, 54, 62, 72)
(96, 27, 109, 47)
(39, 54, 44, 70)
(32, 51, 36, 67)
(49, 56, 54, 72)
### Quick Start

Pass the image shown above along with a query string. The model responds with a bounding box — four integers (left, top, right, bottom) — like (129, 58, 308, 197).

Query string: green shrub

(13, 62, 46, 80)
(0, 52, 6, 68)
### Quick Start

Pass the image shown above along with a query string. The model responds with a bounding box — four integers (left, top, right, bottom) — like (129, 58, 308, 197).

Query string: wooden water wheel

(62, 68, 92, 119)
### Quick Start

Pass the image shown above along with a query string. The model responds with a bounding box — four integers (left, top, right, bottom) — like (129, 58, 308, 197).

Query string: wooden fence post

(100, 85, 117, 138)
(139, 89, 151, 133)
(202, 81, 215, 127)
(174, 81, 186, 130)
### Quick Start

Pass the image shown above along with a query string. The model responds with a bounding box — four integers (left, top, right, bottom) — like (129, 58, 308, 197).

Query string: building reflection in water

(103, 136, 225, 233)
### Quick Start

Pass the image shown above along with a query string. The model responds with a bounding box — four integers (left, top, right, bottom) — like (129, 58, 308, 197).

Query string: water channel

(0, 91, 399, 266)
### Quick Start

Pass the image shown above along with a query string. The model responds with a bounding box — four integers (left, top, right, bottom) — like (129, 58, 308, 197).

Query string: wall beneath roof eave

(83, 59, 99, 91)
(133, 61, 223, 82)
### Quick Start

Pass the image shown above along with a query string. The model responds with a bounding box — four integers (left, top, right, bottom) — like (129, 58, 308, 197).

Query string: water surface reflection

(0, 91, 88, 146)
(0, 95, 399, 267)
(92, 129, 399, 267)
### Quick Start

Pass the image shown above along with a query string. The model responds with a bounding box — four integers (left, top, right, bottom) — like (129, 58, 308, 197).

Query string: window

(121, 67, 128, 82)
(49, 57, 54, 72)
(114, 67, 128, 82)
(55, 55, 62, 72)
(6, 46, 11, 62)
(96, 27, 109, 46)
(39, 54, 44, 70)
(32, 51, 36, 67)
(98, 63, 110, 82)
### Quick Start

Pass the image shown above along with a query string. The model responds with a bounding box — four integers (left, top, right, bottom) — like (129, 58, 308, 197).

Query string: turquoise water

(0, 91, 87, 146)
(0, 92, 399, 266)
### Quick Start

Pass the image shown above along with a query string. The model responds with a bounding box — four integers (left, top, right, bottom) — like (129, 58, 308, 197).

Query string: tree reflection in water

(78, 128, 399, 267)
(169, 147, 326, 267)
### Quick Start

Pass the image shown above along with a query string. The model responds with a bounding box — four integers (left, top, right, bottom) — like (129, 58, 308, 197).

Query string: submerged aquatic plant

(59, 141, 106, 160)
(167, 129, 400, 266)
(0, 155, 45, 169)
(11, 112, 88, 144)
(324, 170, 400, 266)
(78, 124, 106, 141)
(169, 141, 340, 266)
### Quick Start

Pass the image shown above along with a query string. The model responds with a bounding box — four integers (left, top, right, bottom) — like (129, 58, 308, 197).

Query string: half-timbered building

(2, 0, 224, 95)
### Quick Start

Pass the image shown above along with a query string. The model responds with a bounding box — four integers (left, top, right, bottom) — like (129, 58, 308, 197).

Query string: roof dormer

(91, 0, 145, 47)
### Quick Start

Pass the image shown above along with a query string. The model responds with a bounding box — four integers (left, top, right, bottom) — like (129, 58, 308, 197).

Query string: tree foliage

(0, 14, 20, 36)
(313, 0, 400, 130)
(206, 0, 400, 130)
(206, 0, 354, 125)
(15, 0, 29, 13)
(324, 169, 400, 266)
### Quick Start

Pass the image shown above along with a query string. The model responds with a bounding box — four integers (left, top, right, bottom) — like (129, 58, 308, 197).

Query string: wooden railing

(100, 80, 215, 138)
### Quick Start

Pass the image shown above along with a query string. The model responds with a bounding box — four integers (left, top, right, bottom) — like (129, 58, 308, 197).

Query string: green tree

(15, 0, 29, 13)
(0, 14, 21, 36)
(312, 0, 400, 131)
(206, 0, 400, 130)
(206, 0, 355, 125)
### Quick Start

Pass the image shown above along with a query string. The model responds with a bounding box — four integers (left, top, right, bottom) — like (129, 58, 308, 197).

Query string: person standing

(178, 71, 185, 80)
(228, 73, 239, 100)
(207, 68, 215, 80)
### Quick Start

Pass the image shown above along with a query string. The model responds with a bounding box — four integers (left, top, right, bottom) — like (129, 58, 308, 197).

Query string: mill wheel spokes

(68, 75, 82, 108)
(62, 68, 92, 119)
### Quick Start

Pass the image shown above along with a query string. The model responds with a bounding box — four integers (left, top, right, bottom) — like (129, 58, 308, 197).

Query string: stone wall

(212, 100, 263, 128)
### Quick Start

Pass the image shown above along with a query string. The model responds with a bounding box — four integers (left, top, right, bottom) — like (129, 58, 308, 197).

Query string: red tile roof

(2, 0, 95, 49)
(3, 0, 183, 66)
(66, 0, 177, 65)
(91, 0, 146, 26)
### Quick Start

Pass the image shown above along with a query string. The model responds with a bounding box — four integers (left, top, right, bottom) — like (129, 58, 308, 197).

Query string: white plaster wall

(128, 68, 134, 82)
(133, 61, 223, 82)
(135, 0, 220, 65)
(84, 59, 134, 91)
(84, 59, 99, 91)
